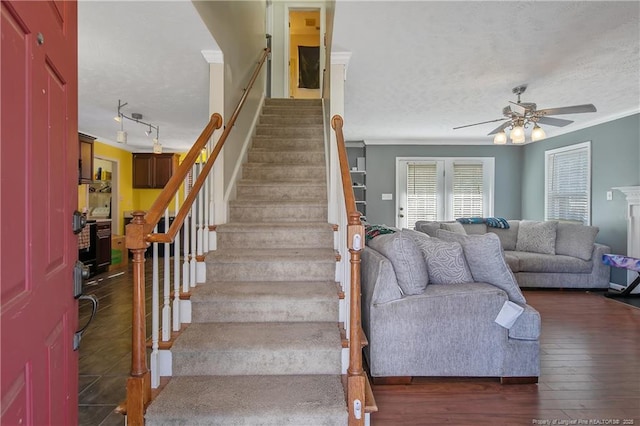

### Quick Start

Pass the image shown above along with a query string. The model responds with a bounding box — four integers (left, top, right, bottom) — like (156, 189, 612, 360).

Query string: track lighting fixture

(115, 99, 160, 148)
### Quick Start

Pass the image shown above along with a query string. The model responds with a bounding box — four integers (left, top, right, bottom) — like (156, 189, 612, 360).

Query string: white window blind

(545, 142, 591, 225)
(453, 162, 484, 218)
(407, 163, 438, 225)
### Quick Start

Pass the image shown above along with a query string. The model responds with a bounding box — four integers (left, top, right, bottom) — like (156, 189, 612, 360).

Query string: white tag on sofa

(495, 300, 524, 329)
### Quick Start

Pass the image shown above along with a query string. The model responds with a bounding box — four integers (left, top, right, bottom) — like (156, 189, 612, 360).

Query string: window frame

(544, 141, 592, 225)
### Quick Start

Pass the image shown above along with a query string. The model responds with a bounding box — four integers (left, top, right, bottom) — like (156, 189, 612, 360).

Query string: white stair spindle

(182, 176, 190, 294)
(162, 208, 171, 342)
(173, 194, 181, 331)
(150, 225, 160, 388)
(190, 163, 198, 288)
(203, 157, 209, 254)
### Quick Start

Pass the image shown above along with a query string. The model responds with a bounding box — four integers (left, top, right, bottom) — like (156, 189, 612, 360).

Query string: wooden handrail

(146, 48, 270, 243)
(145, 47, 271, 241)
(331, 115, 366, 426)
(124, 48, 270, 426)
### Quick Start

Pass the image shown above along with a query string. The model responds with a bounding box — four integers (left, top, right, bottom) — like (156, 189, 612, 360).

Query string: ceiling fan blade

(537, 116, 574, 127)
(537, 104, 597, 116)
(488, 121, 511, 135)
(508, 102, 527, 116)
(453, 118, 506, 130)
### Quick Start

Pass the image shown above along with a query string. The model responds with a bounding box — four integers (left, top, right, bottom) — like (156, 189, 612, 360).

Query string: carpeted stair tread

(172, 322, 342, 375)
(208, 248, 336, 263)
(191, 281, 339, 323)
(145, 375, 347, 426)
(173, 322, 341, 352)
(229, 199, 327, 207)
(216, 222, 333, 232)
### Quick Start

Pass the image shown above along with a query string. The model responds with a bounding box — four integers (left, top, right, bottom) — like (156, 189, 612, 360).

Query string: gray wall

(521, 113, 640, 284)
(364, 145, 523, 226)
(193, 1, 267, 190)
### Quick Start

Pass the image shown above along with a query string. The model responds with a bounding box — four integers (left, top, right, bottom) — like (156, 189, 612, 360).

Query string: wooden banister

(124, 48, 270, 425)
(331, 115, 366, 426)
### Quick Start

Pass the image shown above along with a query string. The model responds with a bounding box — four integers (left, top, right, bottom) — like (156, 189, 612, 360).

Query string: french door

(396, 157, 494, 229)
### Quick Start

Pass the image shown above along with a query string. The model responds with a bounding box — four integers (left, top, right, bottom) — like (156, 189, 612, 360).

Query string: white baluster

(150, 225, 160, 388)
(190, 163, 198, 288)
(197, 160, 206, 283)
(183, 175, 190, 294)
(173, 194, 181, 331)
(203, 157, 209, 254)
(162, 208, 171, 342)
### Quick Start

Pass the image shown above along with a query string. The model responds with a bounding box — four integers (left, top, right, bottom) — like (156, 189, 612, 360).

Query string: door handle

(398, 214, 404, 218)
(73, 294, 98, 351)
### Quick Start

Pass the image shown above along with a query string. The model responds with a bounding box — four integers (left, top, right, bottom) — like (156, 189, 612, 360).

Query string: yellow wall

(92, 142, 134, 235)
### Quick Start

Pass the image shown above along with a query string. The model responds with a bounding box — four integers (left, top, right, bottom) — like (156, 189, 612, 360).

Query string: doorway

(286, 7, 323, 99)
(90, 156, 119, 234)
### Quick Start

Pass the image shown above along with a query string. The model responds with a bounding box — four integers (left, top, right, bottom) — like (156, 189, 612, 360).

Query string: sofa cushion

(555, 222, 599, 261)
(406, 231, 473, 285)
(503, 251, 521, 272)
(368, 231, 428, 295)
(461, 223, 487, 235)
(440, 222, 467, 234)
(516, 220, 557, 255)
(507, 251, 593, 273)
(415, 221, 442, 237)
(508, 305, 541, 341)
(436, 230, 527, 304)
(488, 220, 519, 251)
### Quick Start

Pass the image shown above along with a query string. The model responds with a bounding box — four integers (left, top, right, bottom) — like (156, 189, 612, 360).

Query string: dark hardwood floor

(79, 266, 640, 425)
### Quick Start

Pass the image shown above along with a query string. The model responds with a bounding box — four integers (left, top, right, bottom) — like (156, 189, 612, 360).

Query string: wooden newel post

(347, 213, 366, 426)
(125, 211, 151, 425)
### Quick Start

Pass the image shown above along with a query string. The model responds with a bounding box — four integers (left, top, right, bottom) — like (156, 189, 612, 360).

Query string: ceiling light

(531, 124, 546, 141)
(493, 131, 507, 145)
(510, 124, 525, 143)
(115, 100, 159, 149)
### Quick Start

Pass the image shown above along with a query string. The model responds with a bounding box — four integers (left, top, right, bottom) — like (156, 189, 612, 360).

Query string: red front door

(1, 1, 79, 424)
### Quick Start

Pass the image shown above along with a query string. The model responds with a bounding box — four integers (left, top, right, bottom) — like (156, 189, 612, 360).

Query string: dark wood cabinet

(79, 133, 95, 184)
(95, 221, 111, 273)
(132, 153, 178, 188)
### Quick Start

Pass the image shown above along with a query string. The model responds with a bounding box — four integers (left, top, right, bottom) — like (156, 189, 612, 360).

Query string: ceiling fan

(453, 85, 597, 144)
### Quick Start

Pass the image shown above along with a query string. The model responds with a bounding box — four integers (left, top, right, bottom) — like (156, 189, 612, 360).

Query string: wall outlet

(606, 190, 613, 201)
(381, 193, 393, 200)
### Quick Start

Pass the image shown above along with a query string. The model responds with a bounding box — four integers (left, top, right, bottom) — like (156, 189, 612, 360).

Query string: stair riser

(255, 126, 323, 137)
(264, 99, 321, 106)
(252, 138, 324, 151)
(206, 261, 335, 282)
(173, 349, 341, 376)
(192, 300, 338, 323)
(236, 183, 326, 201)
(247, 151, 325, 164)
(229, 205, 327, 222)
(260, 115, 323, 125)
(217, 229, 334, 249)
(242, 165, 325, 181)
(261, 106, 322, 115)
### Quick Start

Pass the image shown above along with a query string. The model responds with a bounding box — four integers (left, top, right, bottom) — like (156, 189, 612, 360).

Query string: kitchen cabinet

(132, 153, 178, 188)
(79, 133, 95, 184)
(95, 221, 112, 273)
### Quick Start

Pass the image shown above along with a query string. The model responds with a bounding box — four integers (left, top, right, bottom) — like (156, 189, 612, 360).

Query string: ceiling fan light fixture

(510, 125, 525, 143)
(493, 131, 507, 144)
(531, 124, 546, 141)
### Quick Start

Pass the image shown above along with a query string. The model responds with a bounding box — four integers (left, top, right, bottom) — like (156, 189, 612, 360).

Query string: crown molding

(201, 50, 224, 64)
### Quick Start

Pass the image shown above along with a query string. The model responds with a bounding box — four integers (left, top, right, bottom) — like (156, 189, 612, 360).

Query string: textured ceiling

(78, 1, 218, 152)
(78, 1, 640, 151)
(332, 1, 640, 144)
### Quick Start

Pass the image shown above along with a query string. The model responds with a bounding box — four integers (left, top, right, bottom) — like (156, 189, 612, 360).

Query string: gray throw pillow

(368, 231, 429, 295)
(436, 230, 527, 304)
(440, 222, 467, 234)
(516, 220, 557, 255)
(555, 222, 599, 261)
(405, 231, 473, 285)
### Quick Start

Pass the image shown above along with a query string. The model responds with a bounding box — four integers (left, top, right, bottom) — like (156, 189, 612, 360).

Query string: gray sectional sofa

(415, 220, 611, 289)
(362, 229, 541, 381)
